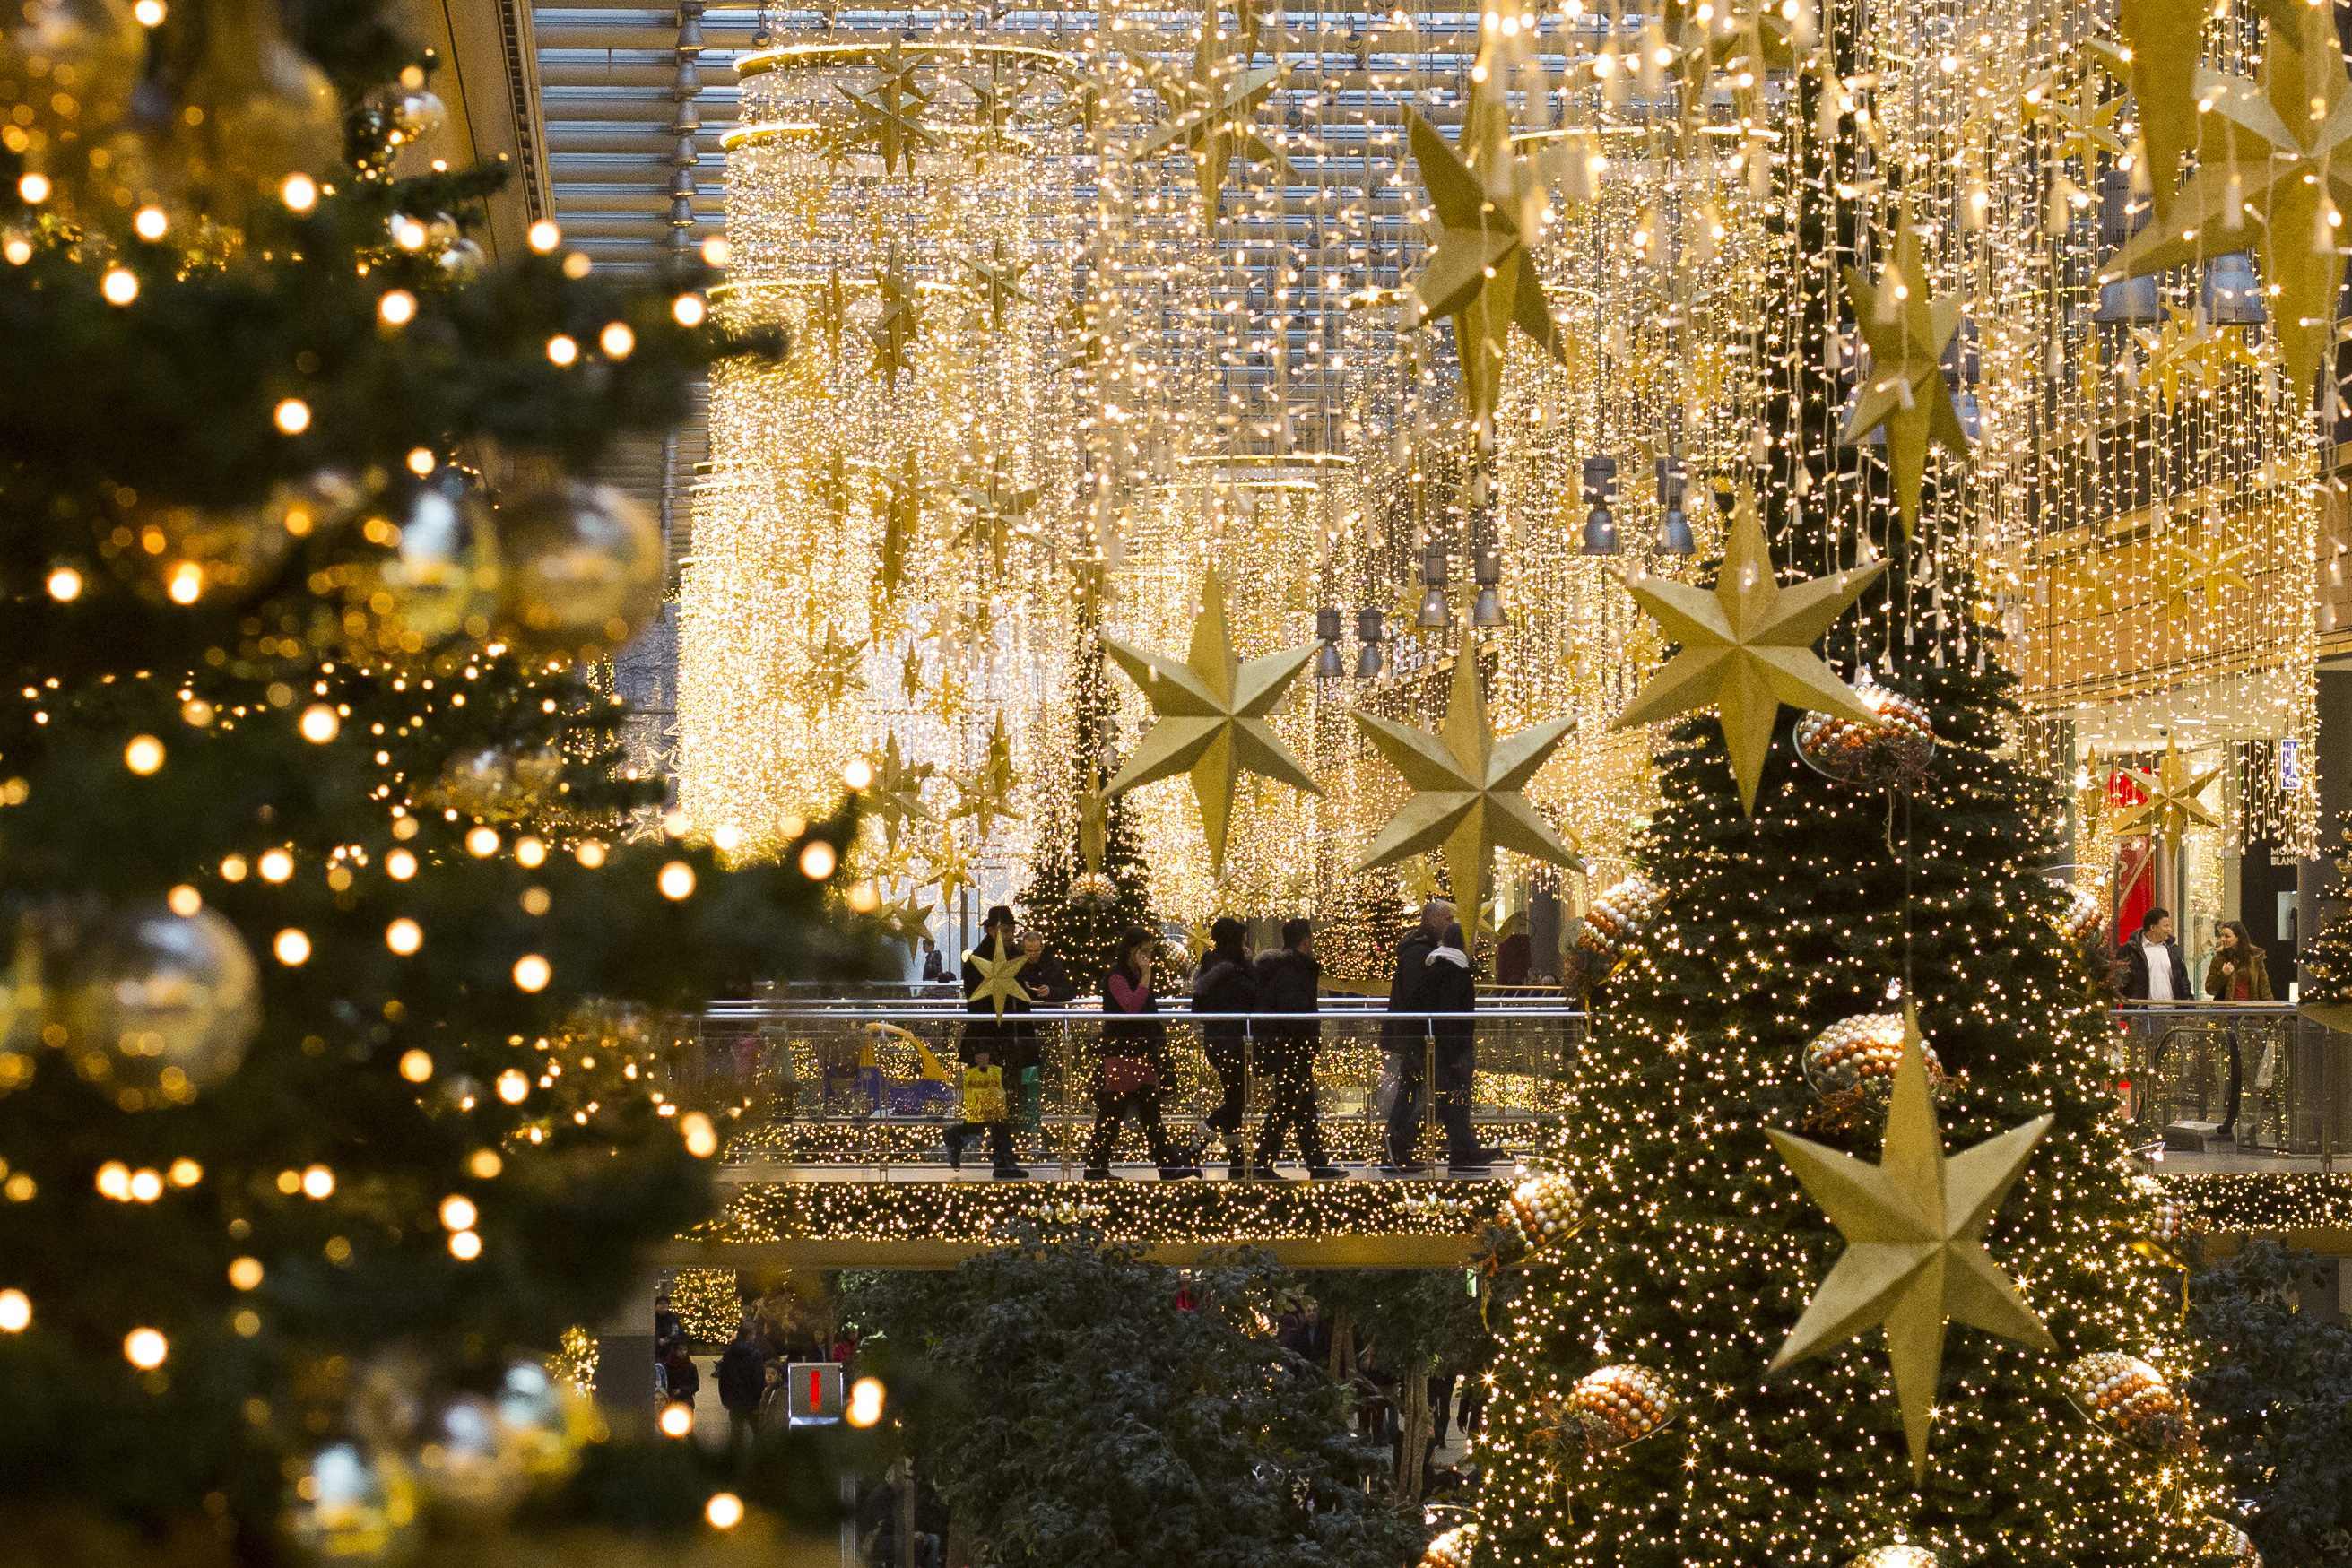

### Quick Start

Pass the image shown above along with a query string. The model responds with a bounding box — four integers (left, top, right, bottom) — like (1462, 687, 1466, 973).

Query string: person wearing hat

(957, 904, 1029, 1179)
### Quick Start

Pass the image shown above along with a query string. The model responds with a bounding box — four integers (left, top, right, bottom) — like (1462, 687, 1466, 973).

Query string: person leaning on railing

(1251, 917, 1345, 1180)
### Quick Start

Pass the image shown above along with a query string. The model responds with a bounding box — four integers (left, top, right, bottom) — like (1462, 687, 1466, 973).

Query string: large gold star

(1353, 650, 1584, 925)
(1120, 0, 1294, 225)
(838, 39, 936, 175)
(1402, 24, 1564, 435)
(868, 247, 924, 393)
(2112, 0, 2217, 221)
(963, 936, 1031, 1019)
(2107, 1, 2352, 397)
(1843, 212, 1971, 536)
(866, 732, 935, 854)
(1767, 1013, 2056, 1479)
(1102, 568, 1322, 875)
(2110, 741, 2223, 853)
(1612, 487, 1885, 813)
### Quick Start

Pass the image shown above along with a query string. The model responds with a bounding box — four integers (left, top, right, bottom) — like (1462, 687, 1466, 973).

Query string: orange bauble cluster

(2062, 1352, 2198, 1456)
(1802, 1013, 1940, 1096)
(1794, 682, 1936, 786)
(1419, 1522, 1478, 1568)
(1566, 1364, 1676, 1452)
(1577, 875, 1662, 964)
(1494, 1172, 1584, 1266)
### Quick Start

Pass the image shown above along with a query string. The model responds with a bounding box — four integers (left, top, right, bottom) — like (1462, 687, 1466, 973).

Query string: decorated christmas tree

(1015, 602, 1153, 987)
(2295, 825, 2352, 1030)
(0, 1, 877, 1558)
(1466, 20, 2225, 1566)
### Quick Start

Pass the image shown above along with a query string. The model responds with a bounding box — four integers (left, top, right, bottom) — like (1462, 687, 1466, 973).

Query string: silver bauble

(411, 1394, 522, 1519)
(382, 87, 445, 141)
(65, 902, 259, 1112)
(492, 482, 664, 659)
(495, 1358, 594, 1481)
(351, 481, 501, 655)
(282, 1442, 421, 1565)
(437, 237, 485, 280)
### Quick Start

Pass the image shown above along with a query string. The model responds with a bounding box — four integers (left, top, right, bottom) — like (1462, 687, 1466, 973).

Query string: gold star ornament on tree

(1353, 649, 1584, 925)
(1102, 568, 1322, 876)
(1612, 486, 1885, 813)
(1767, 1012, 2056, 1478)
(2109, 741, 2222, 854)
(1843, 212, 1971, 536)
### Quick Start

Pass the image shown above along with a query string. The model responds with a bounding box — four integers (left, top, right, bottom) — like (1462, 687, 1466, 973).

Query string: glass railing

(2111, 1002, 2348, 1167)
(682, 998, 1588, 1175)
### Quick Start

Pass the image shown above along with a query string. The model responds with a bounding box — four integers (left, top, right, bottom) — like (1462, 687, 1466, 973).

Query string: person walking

(1420, 921, 1490, 1174)
(1084, 927, 1201, 1180)
(918, 935, 950, 984)
(660, 1340, 699, 1411)
(958, 905, 1029, 1180)
(715, 1318, 769, 1465)
(1382, 900, 1493, 1172)
(1192, 916, 1259, 1177)
(1252, 916, 1344, 1179)
(2121, 906, 2191, 1001)
(942, 1044, 1011, 1172)
(2203, 919, 2273, 1143)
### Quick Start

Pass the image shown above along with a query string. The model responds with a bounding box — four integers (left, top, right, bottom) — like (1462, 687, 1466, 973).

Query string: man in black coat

(1192, 917, 1259, 1176)
(2121, 906, 2192, 1002)
(1382, 902, 1492, 1173)
(1252, 917, 1343, 1178)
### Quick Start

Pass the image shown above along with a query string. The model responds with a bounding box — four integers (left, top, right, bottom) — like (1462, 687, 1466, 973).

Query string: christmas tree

(2295, 826, 2352, 1029)
(0, 1, 877, 1558)
(1015, 601, 1153, 988)
(1467, 20, 2221, 1565)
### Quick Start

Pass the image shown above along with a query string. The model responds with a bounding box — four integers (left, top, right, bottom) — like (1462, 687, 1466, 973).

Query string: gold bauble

(1801, 1012, 1941, 1097)
(1564, 1364, 1678, 1452)
(1497, 1171, 1584, 1265)
(143, 471, 361, 601)
(429, 745, 565, 823)
(63, 902, 259, 1112)
(1419, 1523, 1479, 1568)
(492, 482, 664, 661)
(282, 1442, 421, 1565)
(2061, 1351, 2197, 1456)
(411, 1395, 524, 1520)
(349, 481, 502, 655)
(170, 0, 340, 223)
(0, 0, 151, 216)
(1846, 1548, 1939, 1568)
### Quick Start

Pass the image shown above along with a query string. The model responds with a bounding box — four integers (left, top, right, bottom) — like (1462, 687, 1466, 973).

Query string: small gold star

(963, 936, 1031, 1019)
(1842, 210, 1971, 536)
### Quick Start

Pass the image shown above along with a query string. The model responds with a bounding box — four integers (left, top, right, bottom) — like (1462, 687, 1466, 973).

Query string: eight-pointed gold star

(1767, 1011, 2056, 1479)
(838, 39, 936, 175)
(1120, 0, 1294, 225)
(2107, 1, 2352, 397)
(962, 936, 1031, 1019)
(1402, 24, 1564, 436)
(1103, 568, 1322, 875)
(1353, 648, 1584, 926)
(1843, 211, 1971, 536)
(2110, 740, 2223, 853)
(1613, 486, 1885, 813)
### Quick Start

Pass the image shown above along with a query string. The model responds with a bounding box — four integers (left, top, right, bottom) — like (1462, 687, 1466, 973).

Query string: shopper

(958, 905, 1029, 1179)
(1192, 916, 1259, 1176)
(715, 1319, 769, 1462)
(1253, 916, 1343, 1178)
(660, 1340, 699, 1409)
(918, 935, 950, 984)
(2206, 920, 2272, 1001)
(1084, 927, 1201, 1180)
(2121, 906, 2191, 1002)
(1383, 900, 1493, 1172)
(942, 1044, 1011, 1172)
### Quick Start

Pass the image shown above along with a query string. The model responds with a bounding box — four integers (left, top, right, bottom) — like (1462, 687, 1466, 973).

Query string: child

(943, 1047, 1009, 1171)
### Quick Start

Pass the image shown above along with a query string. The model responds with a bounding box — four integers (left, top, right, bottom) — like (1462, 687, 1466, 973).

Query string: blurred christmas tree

(2296, 826, 2352, 1029)
(1015, 602, 1152, 989)
(0, 0, 881, 1559)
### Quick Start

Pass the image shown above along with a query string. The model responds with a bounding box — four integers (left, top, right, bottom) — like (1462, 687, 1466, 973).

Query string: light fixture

(1315, 606, 1343, 678)
(1655, 457, 1693, 556)
(1417, 541, 1450, 628)
(2201, 252, 2265, 325)
(1580, 455, 1619, 556)
(1471, 546, 1506, 627)
(2092, 274, 2162, 323)
(1353, 608, 1385, 680)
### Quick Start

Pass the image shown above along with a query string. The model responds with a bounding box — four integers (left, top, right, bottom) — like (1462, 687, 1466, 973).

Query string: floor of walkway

(717, 1156, 1527, 1184)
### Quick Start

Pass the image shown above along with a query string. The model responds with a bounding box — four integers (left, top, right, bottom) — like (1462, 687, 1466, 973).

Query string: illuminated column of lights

(678, 36, 1084, 869)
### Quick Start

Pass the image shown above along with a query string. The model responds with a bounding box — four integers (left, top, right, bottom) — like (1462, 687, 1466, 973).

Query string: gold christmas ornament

(1101, 568, 1322, 877)
(1402, 23, 1563, 436)
(411, 1395, 524, 1520)
(493, 482, 664, 662)
(348, 481, 502, 656)
(2106, 0, 2352, 399)
(64, 901, 260, 1113)
(159, 0, 341, 226)
(1792, 681, 1936, 788)
(282, 1442, 421, 1565)
(2204, 1520, 2262, 1566)
(1613, 486, 1884, 813)
(1842, 211, 1971, 537)
(1766, 1012, 2056, 1477)
(2053, 881, 2105, 949)
(1351, 650, 1584, 930)
(1494, 1171, 1585, 1266)
(1563, 1364, 1679, 1452)
(1576, 875, 1662, 966)
(493, 1359, 599, 1483)
(1119, 0, 1293, 224)
(2061, 1351, 2199, 1457)
(0, 0, 151, 219)
(1419, 1522, 1479, 1568)
(963, 935, 1031, 1019)
(1801, 1010, 1942, 1098)
(1067, 870, 1119, 910)
(2109, 741, 2222, 855)
(1845, 1548, 1940, 1568)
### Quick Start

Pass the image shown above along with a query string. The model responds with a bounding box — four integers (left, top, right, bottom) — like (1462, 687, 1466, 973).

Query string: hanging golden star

(1843, 211, 1971, 537)
(1767, 1013, 2055, 1479)
(1663, 0, 1805, 128)
(869, 247, 924, 391)
(1120, 0, 1294, 225)
(960, 239, 1035, 333)
(838, 39, 936, 175)
(1612, 486, 1885, 813)
(876, 888, 934, 954)
(927, 827, 976, 910)
(963, 937, 1031, 1018)
(867, 732, 935, 854)
(1403, 25, 1564, 436)
(873, 450, 926, 607)
(950, 711, 1022, 841)
(2135, 302, 2264, 411)
(811, 264, 850, 366)
(2107, 1, 2352, 397)
(2111, 0, 2211, 220)
(1354, 649, 1584, 927)
(2038, 76, 2130, 171)
(1102, 567, 1322, 876)
(949, 454, 1041, 572)
(2111, 741, 2223, 853)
